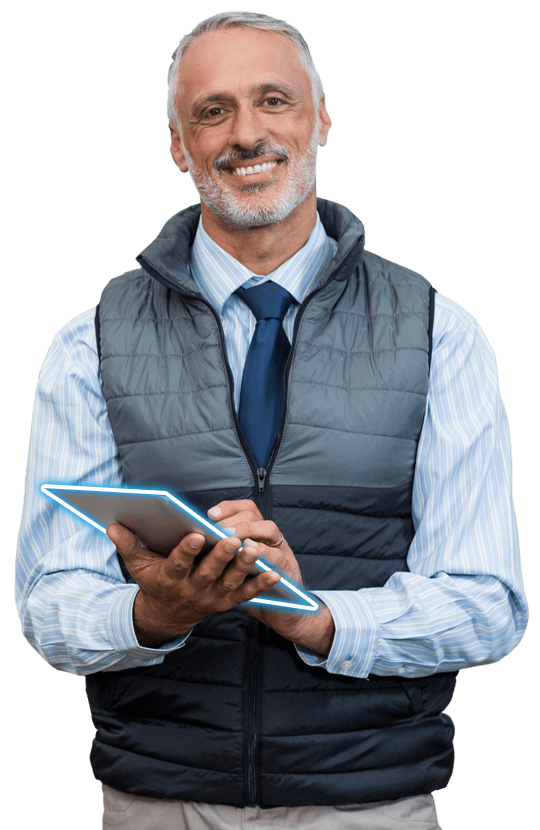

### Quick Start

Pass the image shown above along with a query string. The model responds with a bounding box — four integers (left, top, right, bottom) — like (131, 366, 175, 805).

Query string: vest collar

(136, 199, 365, 297)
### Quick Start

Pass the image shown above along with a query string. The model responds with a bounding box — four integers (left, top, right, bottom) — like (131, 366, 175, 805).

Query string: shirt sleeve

(15, 309, 190, 676)
(296, 294, 528, 678)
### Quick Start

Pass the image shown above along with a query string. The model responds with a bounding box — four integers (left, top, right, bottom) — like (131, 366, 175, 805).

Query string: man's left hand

(208, 499, 335, 656)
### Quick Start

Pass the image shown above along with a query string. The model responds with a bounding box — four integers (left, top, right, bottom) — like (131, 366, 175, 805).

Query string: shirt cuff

(106, 584, 191, 660)
(295, 590, 380, 679)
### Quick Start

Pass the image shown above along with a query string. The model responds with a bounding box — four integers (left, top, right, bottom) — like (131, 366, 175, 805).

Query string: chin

(198, 173, 316, 229)
(202, 193, 299, 228)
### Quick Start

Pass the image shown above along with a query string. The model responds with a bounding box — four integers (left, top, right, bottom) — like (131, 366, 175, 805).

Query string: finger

(107, 524, 165, 582)
(215, 540, 262, 593)
(107, 523, 146, 559)
(190, 535, 244, 585)
(250, 541, 303, 586)
(217, 514, 283, 546)
(208, 499, 262, 522)
(164, 532, 208, 579)
(233, 569, 281, 605)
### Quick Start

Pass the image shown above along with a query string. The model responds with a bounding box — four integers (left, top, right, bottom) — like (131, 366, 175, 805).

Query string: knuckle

(167, 555, 188, 573)
(246, 520, 277, 542)
(233, 510, 251, 521)
(247, 577, 267, 598)
(233, 500, 261, 518)
(221, 511, 249, 527)
(197, 570, 215, 585)
(220, 577, 238, 593)
(264, 544, 283, 560)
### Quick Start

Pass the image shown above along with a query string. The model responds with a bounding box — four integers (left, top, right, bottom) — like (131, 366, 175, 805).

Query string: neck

(200, 188, 318, 275)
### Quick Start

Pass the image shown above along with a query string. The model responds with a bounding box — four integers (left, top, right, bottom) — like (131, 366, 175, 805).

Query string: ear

(317, 96, 332, 147)
(169, 123, 189, 173)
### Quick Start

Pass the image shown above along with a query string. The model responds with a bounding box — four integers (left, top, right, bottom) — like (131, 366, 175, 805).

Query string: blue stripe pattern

(15, 215, 527, 677)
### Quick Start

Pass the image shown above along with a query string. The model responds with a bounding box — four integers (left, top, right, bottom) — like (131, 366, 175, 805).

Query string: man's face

(170, 27, 331, 228)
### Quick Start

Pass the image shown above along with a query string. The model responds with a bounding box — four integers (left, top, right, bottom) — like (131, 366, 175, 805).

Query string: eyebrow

(190, 82, 299, 117)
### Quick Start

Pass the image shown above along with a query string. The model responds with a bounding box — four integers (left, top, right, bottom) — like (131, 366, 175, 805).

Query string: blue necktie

(234, 281, 296, 468)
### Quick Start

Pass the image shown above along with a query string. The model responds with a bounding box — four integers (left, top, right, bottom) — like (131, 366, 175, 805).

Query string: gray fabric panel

(273, 427, 419, 488)
(118, 431, 253, 492)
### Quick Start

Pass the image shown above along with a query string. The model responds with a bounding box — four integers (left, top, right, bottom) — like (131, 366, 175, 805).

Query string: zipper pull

(257, 467, 267, 493)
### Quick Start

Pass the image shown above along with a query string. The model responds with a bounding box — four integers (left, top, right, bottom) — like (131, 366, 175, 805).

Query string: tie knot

(235, 280, 295, 322)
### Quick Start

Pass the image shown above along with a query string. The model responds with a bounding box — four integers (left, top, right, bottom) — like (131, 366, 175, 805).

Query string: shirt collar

(189, 213, 337, 314)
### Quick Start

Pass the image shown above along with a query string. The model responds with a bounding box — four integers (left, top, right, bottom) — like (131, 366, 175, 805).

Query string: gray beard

(183, 128, 319, 229)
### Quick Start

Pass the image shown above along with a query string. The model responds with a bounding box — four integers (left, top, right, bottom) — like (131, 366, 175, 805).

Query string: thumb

(106, 522, 141, 555)
(106, 523, 163, 584)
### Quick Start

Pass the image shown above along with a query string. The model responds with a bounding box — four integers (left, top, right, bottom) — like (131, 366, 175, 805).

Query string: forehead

(176, 27, 311, 108)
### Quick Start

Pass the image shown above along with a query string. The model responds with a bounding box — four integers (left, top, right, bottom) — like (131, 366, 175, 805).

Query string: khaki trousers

(103, 785, 442, 829)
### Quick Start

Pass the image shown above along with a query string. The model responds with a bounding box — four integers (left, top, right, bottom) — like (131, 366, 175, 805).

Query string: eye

(201, 106, 226, 120)
(265, 97, 284, 107)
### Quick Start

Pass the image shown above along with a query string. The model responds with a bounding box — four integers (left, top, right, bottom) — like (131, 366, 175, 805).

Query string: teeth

(232, 160, 279, 176)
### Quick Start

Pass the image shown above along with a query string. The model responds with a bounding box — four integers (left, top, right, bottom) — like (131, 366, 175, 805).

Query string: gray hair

(167, 11, 324, 132)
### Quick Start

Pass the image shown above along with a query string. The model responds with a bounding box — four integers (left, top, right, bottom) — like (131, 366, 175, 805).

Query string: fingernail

(208, 506, 222, 518)
(189, 534, 205, 549)
(225, 538, 240, 553)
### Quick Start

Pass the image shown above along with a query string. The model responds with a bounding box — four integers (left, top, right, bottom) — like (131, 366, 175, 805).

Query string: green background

(2, 0, 538, 830)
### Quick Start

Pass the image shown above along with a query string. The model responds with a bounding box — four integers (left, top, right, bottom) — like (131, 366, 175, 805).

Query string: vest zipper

(183, 297, 263, 806)
(258, 235, 366, 480)
(239, 243, 364, 803)
(245, 615, 260, 806)
(257, 467, 267, 492)
(204, 316, 264, 804)
(256, 467, 270, 519)
(139, 237, 364, 806)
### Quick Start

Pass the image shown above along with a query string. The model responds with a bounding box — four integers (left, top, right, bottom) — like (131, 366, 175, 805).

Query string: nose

(228, 103, 267, 149)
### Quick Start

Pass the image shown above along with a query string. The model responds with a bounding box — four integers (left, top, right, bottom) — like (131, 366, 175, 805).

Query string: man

(16, 11, 527, 830)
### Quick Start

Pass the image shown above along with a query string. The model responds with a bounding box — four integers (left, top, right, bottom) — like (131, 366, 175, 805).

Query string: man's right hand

(106, 524, 280, 648)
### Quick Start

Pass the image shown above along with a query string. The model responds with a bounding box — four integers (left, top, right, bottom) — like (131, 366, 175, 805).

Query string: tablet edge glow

(40, 484, 319, 612)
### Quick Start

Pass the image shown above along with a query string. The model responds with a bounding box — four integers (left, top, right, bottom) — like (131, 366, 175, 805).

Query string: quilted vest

(87, 199, 456, 806)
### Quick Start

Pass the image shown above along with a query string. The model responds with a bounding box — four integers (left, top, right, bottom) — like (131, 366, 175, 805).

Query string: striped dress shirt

(16, 213, 528, 678)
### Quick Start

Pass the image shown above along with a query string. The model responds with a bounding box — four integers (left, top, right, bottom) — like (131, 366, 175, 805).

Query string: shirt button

(341, 660, 352, 671)
(396, 667, 405, 675)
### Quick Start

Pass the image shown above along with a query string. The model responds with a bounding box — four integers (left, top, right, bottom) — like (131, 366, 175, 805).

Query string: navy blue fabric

(234, 281, 295, 467)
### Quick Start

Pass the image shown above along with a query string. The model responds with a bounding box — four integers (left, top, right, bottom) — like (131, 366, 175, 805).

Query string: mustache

(214, 143, 290, 172)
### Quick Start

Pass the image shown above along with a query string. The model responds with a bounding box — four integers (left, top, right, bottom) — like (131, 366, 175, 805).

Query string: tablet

(40, 484, 318, 612)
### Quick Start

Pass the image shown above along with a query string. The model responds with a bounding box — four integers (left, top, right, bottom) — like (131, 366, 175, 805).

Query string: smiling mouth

(229, 160, 281, 177)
